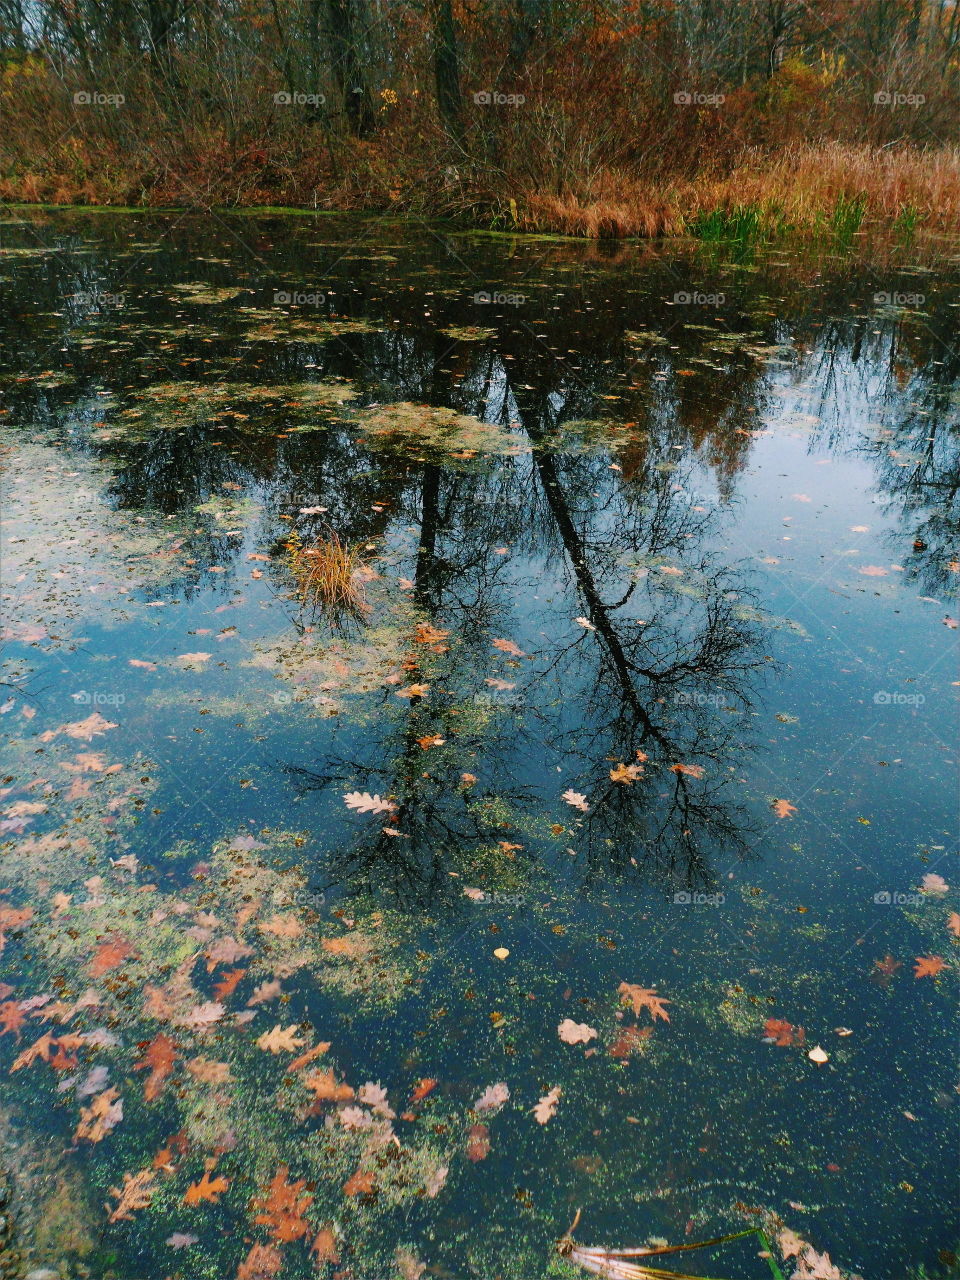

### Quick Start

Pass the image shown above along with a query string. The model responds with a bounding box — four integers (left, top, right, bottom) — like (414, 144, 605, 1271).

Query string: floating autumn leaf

(858, 565, 888, 576)
(473, 1082, 510, 1113)
(89, 935, 134, 977)
(411, 1078, 437, 1102)
(181, 1001, 225, 1030)
(254, 1164, 314, 1242)
(394, 683, 430, 698)
(212, 968, 246, 1000)
(491, 637, 525, 657)
(288, 1041, 331, 1072)
(771, 798, 798, 818)
(608, 1025, 652, 1058)
(177, 651, 212, 667)
(258, 914, 303, 939)
(205, 935, 254, 970)
(609, 762, 643, 783)
(532, 1086, 561, 1124)
(618, 982, 671, 1022)
(134, 1033, 177, 1101)
(343, 1168, 375, 1196)
(247, 979, 282, 1006)
(256, 1024, 306, 1054)
(75, 1086, 123, 1142)
(106, 1168, 156, 1223)
(311, 1227, 340, 1264)
(183, 1169, 229, 1205)
(807, 1045, 829, 1064)
(459, 1120, 489, 1163)
(558, 1018, 597, 1045)
(920, 873, 949, 895)
(562, 788, 589, 812)
(413, 621, 450, 646)
(166, 1233, 199, 1250)
(670, 762, 704, 779)
(0, 905, 32, 951)
(302, 1068, 354, 1102)
(485, 677, 516, 690)
(186, 1057, 231, 1085)
(575, 616, 596, 631)
(762, 1018, 804, 1047)
(0, 1001, 25, 1039)
(128, 658, 157, 670)
(10, 1032, 57, 1072)
(358, 1081, 395, 1117)
(321, 933, 366, 958)
(343, 791, 396, 814)
(415, 734, 445, 749)
(874, 954, 901, 978)
(236, 1243, 283, 1280)
(914, 955, 946, 979)
(948, 912, 960, 939)
(60, 712, 119, 741)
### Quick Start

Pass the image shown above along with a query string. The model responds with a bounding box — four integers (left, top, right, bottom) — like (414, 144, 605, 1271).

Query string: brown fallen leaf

(254, 1164, 314, 1243)
(532, 1086, 561, 1124)
(343, 1169, 375, 1196)
(90, 936, 133, 977)
(608, 1025, 652, 1058)
(183, 1170, 229, 1205)
(256, 1024, 306, 1054)
(914, 955, 947, 979)
(670, 763, 704, 779)
(302, 1068, 354, 1102)
(558, 1018, 597, 1045)
(106, 1168, 157, 1222)
(236, 1243, 283, 1280)
(75, 1086, 123, 1142)
(466, 1123, 490, 1162)
(288, 1041, 331, 1072)
(311, 1226, 340, 1264)
(491, 637, 525, 657)
(771, 798, 798, 819)
(134, 1033, 177, 1101)
(411, 1077, 437, 1101)
(618, 981, 671, 1022)
(947, 912, 960, 939)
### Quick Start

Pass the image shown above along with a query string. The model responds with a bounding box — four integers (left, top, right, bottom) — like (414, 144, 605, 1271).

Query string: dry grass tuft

(287, 532, 369, 625)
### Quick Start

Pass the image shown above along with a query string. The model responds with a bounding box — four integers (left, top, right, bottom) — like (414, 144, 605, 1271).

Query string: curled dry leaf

(562, 789, 589, 812)
(532, 1086, 561, 1124)
(558, 1018, 597, 1045)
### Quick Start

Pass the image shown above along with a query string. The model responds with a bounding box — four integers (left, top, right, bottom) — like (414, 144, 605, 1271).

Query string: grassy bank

(3, 140, 959, 239)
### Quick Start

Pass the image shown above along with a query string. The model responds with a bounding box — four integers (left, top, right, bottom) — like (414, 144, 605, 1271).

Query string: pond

(0, 210, 957, 1280)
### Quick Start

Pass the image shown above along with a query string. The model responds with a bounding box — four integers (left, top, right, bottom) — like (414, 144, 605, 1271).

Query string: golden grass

(286, 532, 369, 624)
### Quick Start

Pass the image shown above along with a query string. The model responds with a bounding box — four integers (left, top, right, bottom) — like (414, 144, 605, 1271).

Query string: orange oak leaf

(253, 1164, 314, 1243)
(771, 798, 798, 819)
(311, 1226, 340, 1264)
(947, 912, 960, 939)
(236, 1243, 283, 1280)
(670, 763, 704, 779)
(90, 936, 133, 977)
(134, 1034, 177, 1101)
(618, 981, 671, 1022)
(301, 1068, 354, 1102)
(411, 1078, 437, 1101)
(343, 1169, 375, 1196)
(75, 1086, 123, 1142)
(914, 955, 947, 979)
(183, 1170, 229, 1205)
(212, 968, 246, 1000)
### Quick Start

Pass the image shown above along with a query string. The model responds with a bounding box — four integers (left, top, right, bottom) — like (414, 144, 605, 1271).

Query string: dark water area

(0, 210, 957, 1280)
